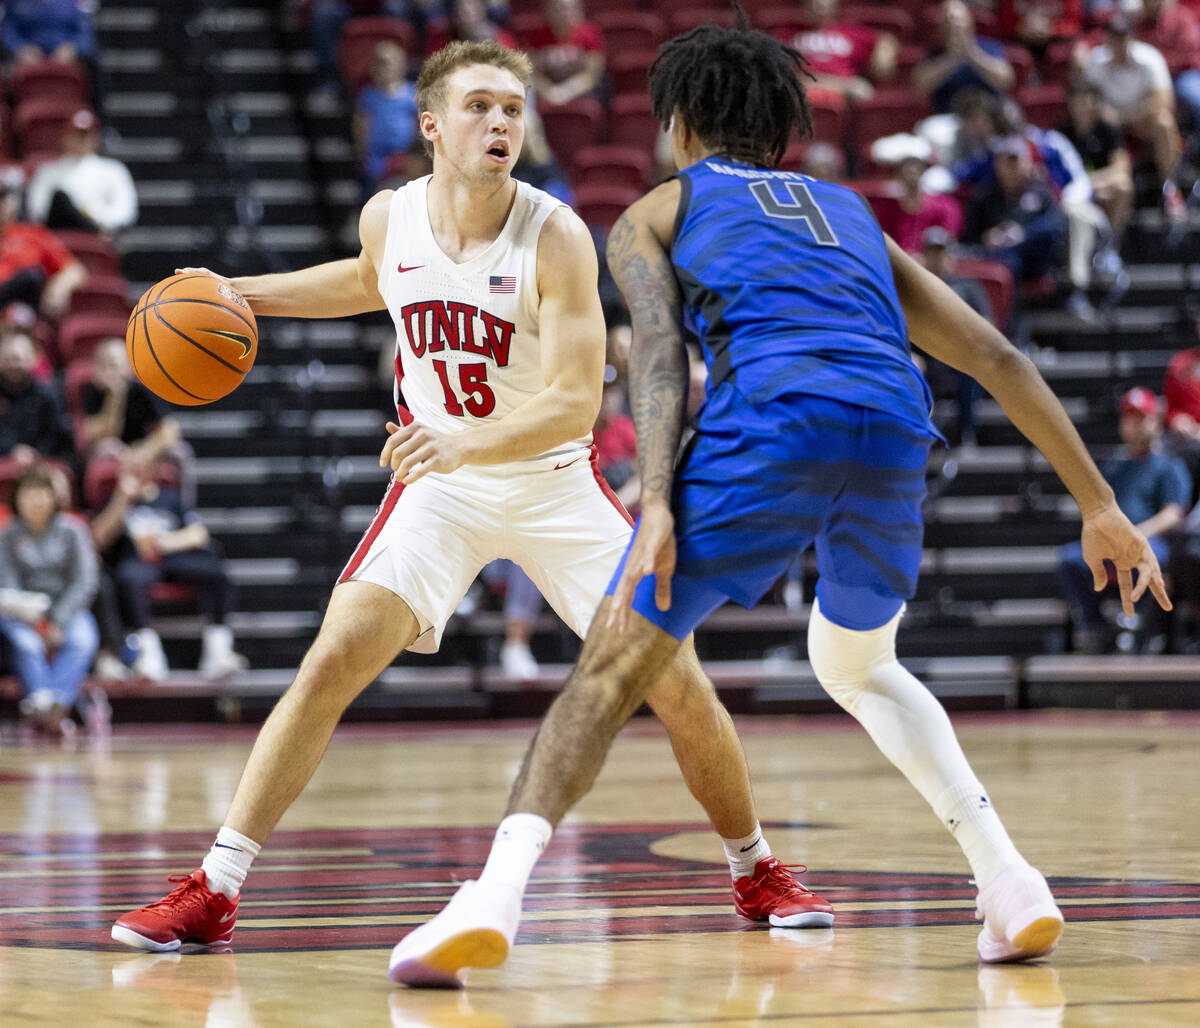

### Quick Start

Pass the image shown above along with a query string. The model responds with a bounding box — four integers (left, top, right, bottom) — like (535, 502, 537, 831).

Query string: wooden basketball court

(1, 710, 1197, 1026)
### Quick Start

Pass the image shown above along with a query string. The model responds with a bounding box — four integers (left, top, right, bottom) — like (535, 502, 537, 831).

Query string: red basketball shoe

(733, 858, 835, 928)
(111, 870, 238, 951)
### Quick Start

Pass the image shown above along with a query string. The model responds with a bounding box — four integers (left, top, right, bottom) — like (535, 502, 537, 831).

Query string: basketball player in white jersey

(111, 41, 833, 961)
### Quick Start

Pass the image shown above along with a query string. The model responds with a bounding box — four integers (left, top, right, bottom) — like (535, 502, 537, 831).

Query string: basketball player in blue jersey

(393, 19, 1171, 982)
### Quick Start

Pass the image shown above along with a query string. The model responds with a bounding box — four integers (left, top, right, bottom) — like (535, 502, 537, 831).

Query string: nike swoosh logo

(212, 842, 244, 851)
(396, 263, 424, 273)
(554, 456, 586, 470)
(201, 329, 252, 360)
(219, 911, 237, 924)
(739, 837, 762, 853)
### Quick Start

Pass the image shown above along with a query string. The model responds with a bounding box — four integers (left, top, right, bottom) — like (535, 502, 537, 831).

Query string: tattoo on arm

(606, 212, 686, 504)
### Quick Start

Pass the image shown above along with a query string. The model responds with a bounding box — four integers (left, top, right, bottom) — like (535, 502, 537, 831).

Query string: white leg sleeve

(807, 600, 1022, 885)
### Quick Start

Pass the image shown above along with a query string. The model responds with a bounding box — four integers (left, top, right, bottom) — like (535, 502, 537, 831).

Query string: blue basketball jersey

(672, 157, 935, 434)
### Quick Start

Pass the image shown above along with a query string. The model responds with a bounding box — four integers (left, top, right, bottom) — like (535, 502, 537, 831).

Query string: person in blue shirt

(1, 0, 94, 64)
(354, 41, 420, 190)
(1058, 387, 1191, 652)
(914, 0, 1014, 115)
(396, 16, 1171, 984)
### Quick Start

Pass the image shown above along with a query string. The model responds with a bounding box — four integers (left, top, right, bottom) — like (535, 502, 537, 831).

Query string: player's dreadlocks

(648, 8, 813, 168)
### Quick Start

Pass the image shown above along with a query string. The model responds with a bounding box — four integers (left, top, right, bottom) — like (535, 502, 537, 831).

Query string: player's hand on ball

(174, 267, 234, 286)
(380, 420, 466, 484)
(1080, 503, 1171, 617)
(607, 498, 676, 633)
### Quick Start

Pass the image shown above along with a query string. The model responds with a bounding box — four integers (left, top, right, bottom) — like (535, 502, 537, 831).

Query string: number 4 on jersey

(748, 180, 839, 246)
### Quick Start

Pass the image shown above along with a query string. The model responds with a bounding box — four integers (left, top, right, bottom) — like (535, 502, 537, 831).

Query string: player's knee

(807, 601, 901, 710)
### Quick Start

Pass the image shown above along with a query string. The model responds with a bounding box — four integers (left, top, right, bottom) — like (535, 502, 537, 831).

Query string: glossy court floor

(0, 710, 1197, 1026)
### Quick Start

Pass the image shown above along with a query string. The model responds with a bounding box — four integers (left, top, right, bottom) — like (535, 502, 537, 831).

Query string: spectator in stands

(0, 464, 98, 737)
(511, 103, 573, 204)
(0, 0, 95, 65)
(80, 337, 181, 460)
(594, 377, 638, 510)
(919, 226, 991, 446)
(1138, 0, 1200, 130)
(801, 141, 847, 183)
(1057, 388, 1191, 652)
(1164, 310, 1200, 482)
(995, 0, 1081, 66)
(526, 0, 604, 107)
(793, 0, 898, 102)
(1076, 13, 1184, 220)
(0, 326, 68, 462)
(871, 135, 964, 253)
(89, 454, 245, 680)
(1060, 80, 1134, 241)
(0, 169, 87, 319)
(963, 135, 1066, 282)
(451, 0, 516, 48)
(914, 0, 1015, 115)
(26, 109, 138, 235)
(354, 41, 420, 190)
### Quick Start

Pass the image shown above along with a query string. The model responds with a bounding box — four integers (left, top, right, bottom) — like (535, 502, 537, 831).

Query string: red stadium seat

(776, 142, 811, 173)
(69, 276, 132, 319)
(540, 98, 606, 160)
(83, 454, 121, 511)
(668, 8, 737, 36)
(572, 145, 652, 190)
(595, 12, 668, 52)
(574, 184, 642, 233)
(63, 358, 95, 419)
(338, 18, 418, 93)
(608, 93, 661, 151)
(954, 258, 1014, 331)
(893, 44, 924, 88)
(12, 98, 78, 156)
(1042, 41, 1074, 87)
(11, 60, 89, 107)
(840, 6, 914, 40)
(845, 178, 902, 218)
(1018, 84, 1067, 131)
(1004, 45, 1034, 90)
(509, 12, 547, 47)
(852, 89, 930, 155)
(755, 6, 812, 41)
(56, 232, 122, 277)
(57, 314, 131, 365)
(808, 94, 847, 146)
(608, 49, 658, 97)
(587, 0, 642, 13)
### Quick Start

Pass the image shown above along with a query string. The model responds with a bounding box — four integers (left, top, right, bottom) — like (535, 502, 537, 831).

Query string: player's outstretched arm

(175, 191, 391, 319)
(887, 235, 1170, 615)
(605, 182, 687, 629)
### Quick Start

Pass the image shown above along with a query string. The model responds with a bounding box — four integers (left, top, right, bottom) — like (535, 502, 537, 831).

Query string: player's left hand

(380, 420, 466, 485)
(1080, 503, 1171, 616)
(607, 498, 676, 633)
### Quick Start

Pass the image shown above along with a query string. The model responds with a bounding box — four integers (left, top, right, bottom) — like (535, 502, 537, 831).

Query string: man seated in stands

(871, 135, 964, 254)
(0, 169, 87, 319)
(88, 454, 245, 680)
(1059, 80, 1134, 242)
(995, 0, 1081, 66)
(918, 227, 994, 447)
(962, 135, 1066, 283)
(914, 0, 1015, 115)
(354, 41, 421, 192)
(1075, 14, 1184, 220)
(793, 0, 898, 102)
(0, 326, 68, 464)
(1137, 0, 1200, 132)
(1057, 388, 1191, 653)
(1, 0, 95, 65)
(79, 336, 178, 455)
(526, 0, 604, 107)
(26, 109, 139, 236)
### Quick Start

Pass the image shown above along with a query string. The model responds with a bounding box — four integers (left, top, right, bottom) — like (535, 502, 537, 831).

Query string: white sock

(808, 603, 1023, 890)
(200, 826, 261, 899)
(933, 782, 1022, 889)
(477, 813, 552, 895)
(722, 822, 771, 880)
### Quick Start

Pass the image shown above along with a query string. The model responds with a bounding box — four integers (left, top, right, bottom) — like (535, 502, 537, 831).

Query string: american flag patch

(489, 275, 516, 294)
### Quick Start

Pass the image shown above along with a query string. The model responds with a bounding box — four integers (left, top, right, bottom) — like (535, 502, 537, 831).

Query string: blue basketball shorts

(606, 387, 936, 636)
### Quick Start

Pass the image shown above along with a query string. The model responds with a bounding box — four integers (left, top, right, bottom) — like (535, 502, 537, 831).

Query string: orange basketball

(125, 273, 257, 406)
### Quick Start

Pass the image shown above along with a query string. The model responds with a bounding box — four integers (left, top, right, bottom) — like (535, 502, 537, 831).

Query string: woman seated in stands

(0, 464, 99, 737)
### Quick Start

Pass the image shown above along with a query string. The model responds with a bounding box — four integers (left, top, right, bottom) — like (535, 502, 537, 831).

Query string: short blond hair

(415, 41, 534, 152)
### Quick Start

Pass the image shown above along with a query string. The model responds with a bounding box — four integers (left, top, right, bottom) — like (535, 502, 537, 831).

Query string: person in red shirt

(526, 0, 604, 106)
(0, 172, 87, 320)
(871, 139, 964, 253)
(1165, 309, 1200, 461)
(793, 0, 898, 102)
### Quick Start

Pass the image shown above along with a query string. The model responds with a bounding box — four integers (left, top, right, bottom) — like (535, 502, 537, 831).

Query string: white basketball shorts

(337, 449, 633, 653)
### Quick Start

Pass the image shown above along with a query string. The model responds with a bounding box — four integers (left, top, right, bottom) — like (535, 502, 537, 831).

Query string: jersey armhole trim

(377, 188, 406, 298)
(670, 173, 692, 249)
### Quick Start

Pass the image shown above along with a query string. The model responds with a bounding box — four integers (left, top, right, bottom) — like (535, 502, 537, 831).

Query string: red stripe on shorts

(589, 444, 634, 527)
(338, 475, 405, 583)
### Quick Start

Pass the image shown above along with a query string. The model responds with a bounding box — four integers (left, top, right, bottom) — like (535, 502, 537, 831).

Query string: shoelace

(748, 861, 814, 897)
(143, 874, 211, 916)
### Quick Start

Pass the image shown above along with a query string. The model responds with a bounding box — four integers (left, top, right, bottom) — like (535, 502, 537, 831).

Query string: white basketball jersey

(377, 176, 591, 463)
